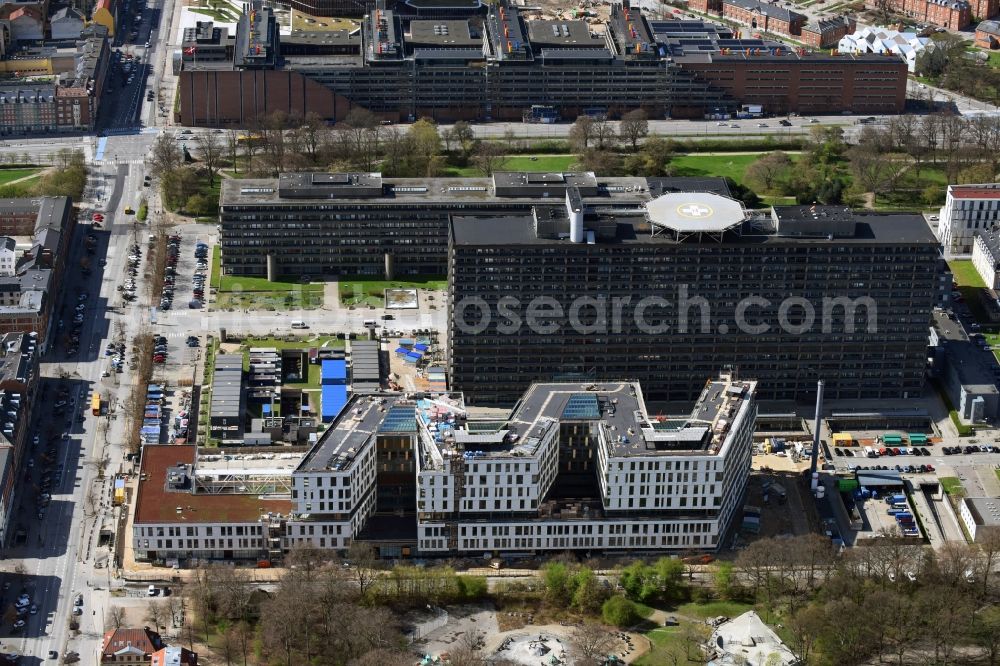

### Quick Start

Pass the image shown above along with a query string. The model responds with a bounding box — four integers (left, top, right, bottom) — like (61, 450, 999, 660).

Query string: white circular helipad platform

(645, 191, 746, 234)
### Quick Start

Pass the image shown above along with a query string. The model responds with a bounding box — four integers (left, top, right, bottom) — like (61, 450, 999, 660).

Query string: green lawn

(667, 153, 767, 184)
(674, 600, 753, 619)
(0, 168, 40, 186)
(444, 154, 578, 177)
(219, 274, 325, 293)
(502, 155, 578, 172)
(215, 290, 323, 311)
(339, 276, 447, 307)
(989, 50, 1000, 69)
(210, 245, 221, 290)
(950, 260, 986, 288)
(940, 477, 966, 497)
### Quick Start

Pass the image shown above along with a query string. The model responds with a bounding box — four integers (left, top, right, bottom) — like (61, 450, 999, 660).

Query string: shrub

(602, 595, 640, 628)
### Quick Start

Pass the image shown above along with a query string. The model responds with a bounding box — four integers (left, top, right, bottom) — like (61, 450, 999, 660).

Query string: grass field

(220, 273, 325, 293)
(940, 477, 966, 497)
(0, 168, 41, 186)
(950, 260, 986, 288)
(215, 290, 323, 311)
(239, 336, 345, 351)
(444, 154, 578, 177)
(210, 245, 221, 290)
(339, 276, 447, 307)
(674, 600, 753, 619)
(667, 153, 766, 184)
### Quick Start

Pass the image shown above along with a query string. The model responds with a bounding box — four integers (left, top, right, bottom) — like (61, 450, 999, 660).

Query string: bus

(91, 392, 102, 416)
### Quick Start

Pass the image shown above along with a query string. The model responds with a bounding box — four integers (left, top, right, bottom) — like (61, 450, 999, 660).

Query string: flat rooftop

(528, 20, 605, 48)
(965, 497, 1000, 527)
(461, 376, 754, 457)
(950, 184, 1000, 200)
(134, 445, 291, 524)
(407, 20, 481, 47)
(222, 173, 652, 206)
(298, 394, 404, 472)
(933, 311, 1000, 394)
(450, 208, 938, 246)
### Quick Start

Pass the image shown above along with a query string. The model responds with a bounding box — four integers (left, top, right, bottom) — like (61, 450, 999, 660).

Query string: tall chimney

(566, 185, 583, 243)
(810, 379, 823, 476)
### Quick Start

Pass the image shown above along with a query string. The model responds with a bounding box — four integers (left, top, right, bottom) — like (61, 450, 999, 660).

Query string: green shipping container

(883, 435, 903, 444)
(837, 478, 860, 492)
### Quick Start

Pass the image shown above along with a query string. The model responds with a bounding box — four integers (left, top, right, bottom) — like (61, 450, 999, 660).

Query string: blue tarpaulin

(413, 343, 429, 352)
(321, 384, 348, 422)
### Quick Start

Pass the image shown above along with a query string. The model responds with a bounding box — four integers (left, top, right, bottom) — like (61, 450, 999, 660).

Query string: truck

(91, 392, 102, 416)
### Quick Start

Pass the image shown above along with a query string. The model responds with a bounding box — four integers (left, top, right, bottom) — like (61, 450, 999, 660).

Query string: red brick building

(871, 0, 973, 29)
(674, 49, 908, 116)
(716, 0, 807, 38)
(800, 16, 856, 48)
(970, 0, 1000, 19)
(976, 19, 1000, 47)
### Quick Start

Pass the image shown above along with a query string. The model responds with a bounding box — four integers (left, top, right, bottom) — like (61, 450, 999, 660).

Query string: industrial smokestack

(810, 379, 823, 476)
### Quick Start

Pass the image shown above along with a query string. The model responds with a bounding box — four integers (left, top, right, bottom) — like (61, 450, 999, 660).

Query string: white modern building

(959, 497, 1000, 542)
(838, 26, 932, 72)
(134, 376, 756, 562)
(939, 184, 1000, 255)
(973, 228, 1000, 289)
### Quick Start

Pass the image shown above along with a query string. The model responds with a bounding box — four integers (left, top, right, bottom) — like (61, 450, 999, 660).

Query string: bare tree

(299, 112, 327, 165)
(447, 630, 486, 666)
(106, 604, 126, 630)
(473, 141, 508, 176)
(347, 542, 380, 599)
(148, 134, 182, 179)
(873, 0, 895, 23)
(219, 623, 237, 666)
(619, 109, 649, 150)
(848, 144, 895, 204)
(571, 623, 617, 666)
(226, 129, 241, 174)
(592, 116, 616, 150)
(569, 116, 595, 152)
(195, 131, 223, 186)
(145, 599, 169, 635)
(744, 151, 793, 192)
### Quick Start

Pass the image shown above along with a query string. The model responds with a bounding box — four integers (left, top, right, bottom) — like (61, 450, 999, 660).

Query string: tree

(226, 130, 241, 175)
(106, 604, 126, 630)
(541, 561, 572, 606)
(592, 116, 616, 150)
(619, 109, 649, 149)
(149, 134, 182, 179)
(744, 151, 793, 192)
(872, 0, 895, 23)
(570, 567, 607, 614)
(571, 623, 617, 666)
(408, 118, 442, 175)
(848, 144, 895, 204)
(145, 599, 168, 635)
(194, 131, 223, 185)
(447, 630, 486, 666)
(974, 605, 1000, 666)
(473, 140, 508, 176)
(340, 108, 381, 171)
(569, 116, 595, 152)
(601, 595, 639, 627)
(959, 162, 996, 184)
(161, 167, 201, 211)
(579, 149, 622, 175)
(347, 542, 380, 599)
(452, 121, 476, 156)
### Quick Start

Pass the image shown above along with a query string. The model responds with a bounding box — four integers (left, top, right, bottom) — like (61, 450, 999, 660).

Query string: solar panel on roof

(562, 393, 600, 420)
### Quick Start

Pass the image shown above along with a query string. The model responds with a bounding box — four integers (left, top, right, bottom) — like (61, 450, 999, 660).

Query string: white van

(863, 446, 874, 458)
(290, 320, 308, 329)
(363, 319, 377, 327)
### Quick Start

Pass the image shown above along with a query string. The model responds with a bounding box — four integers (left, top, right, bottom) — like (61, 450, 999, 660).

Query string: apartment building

(0, 331, 38, 546)
(939, 183, 1000, 255)
(0, 197, 72, 348)
(175, 2, 907, 127)
(448, 191, 941, 405)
